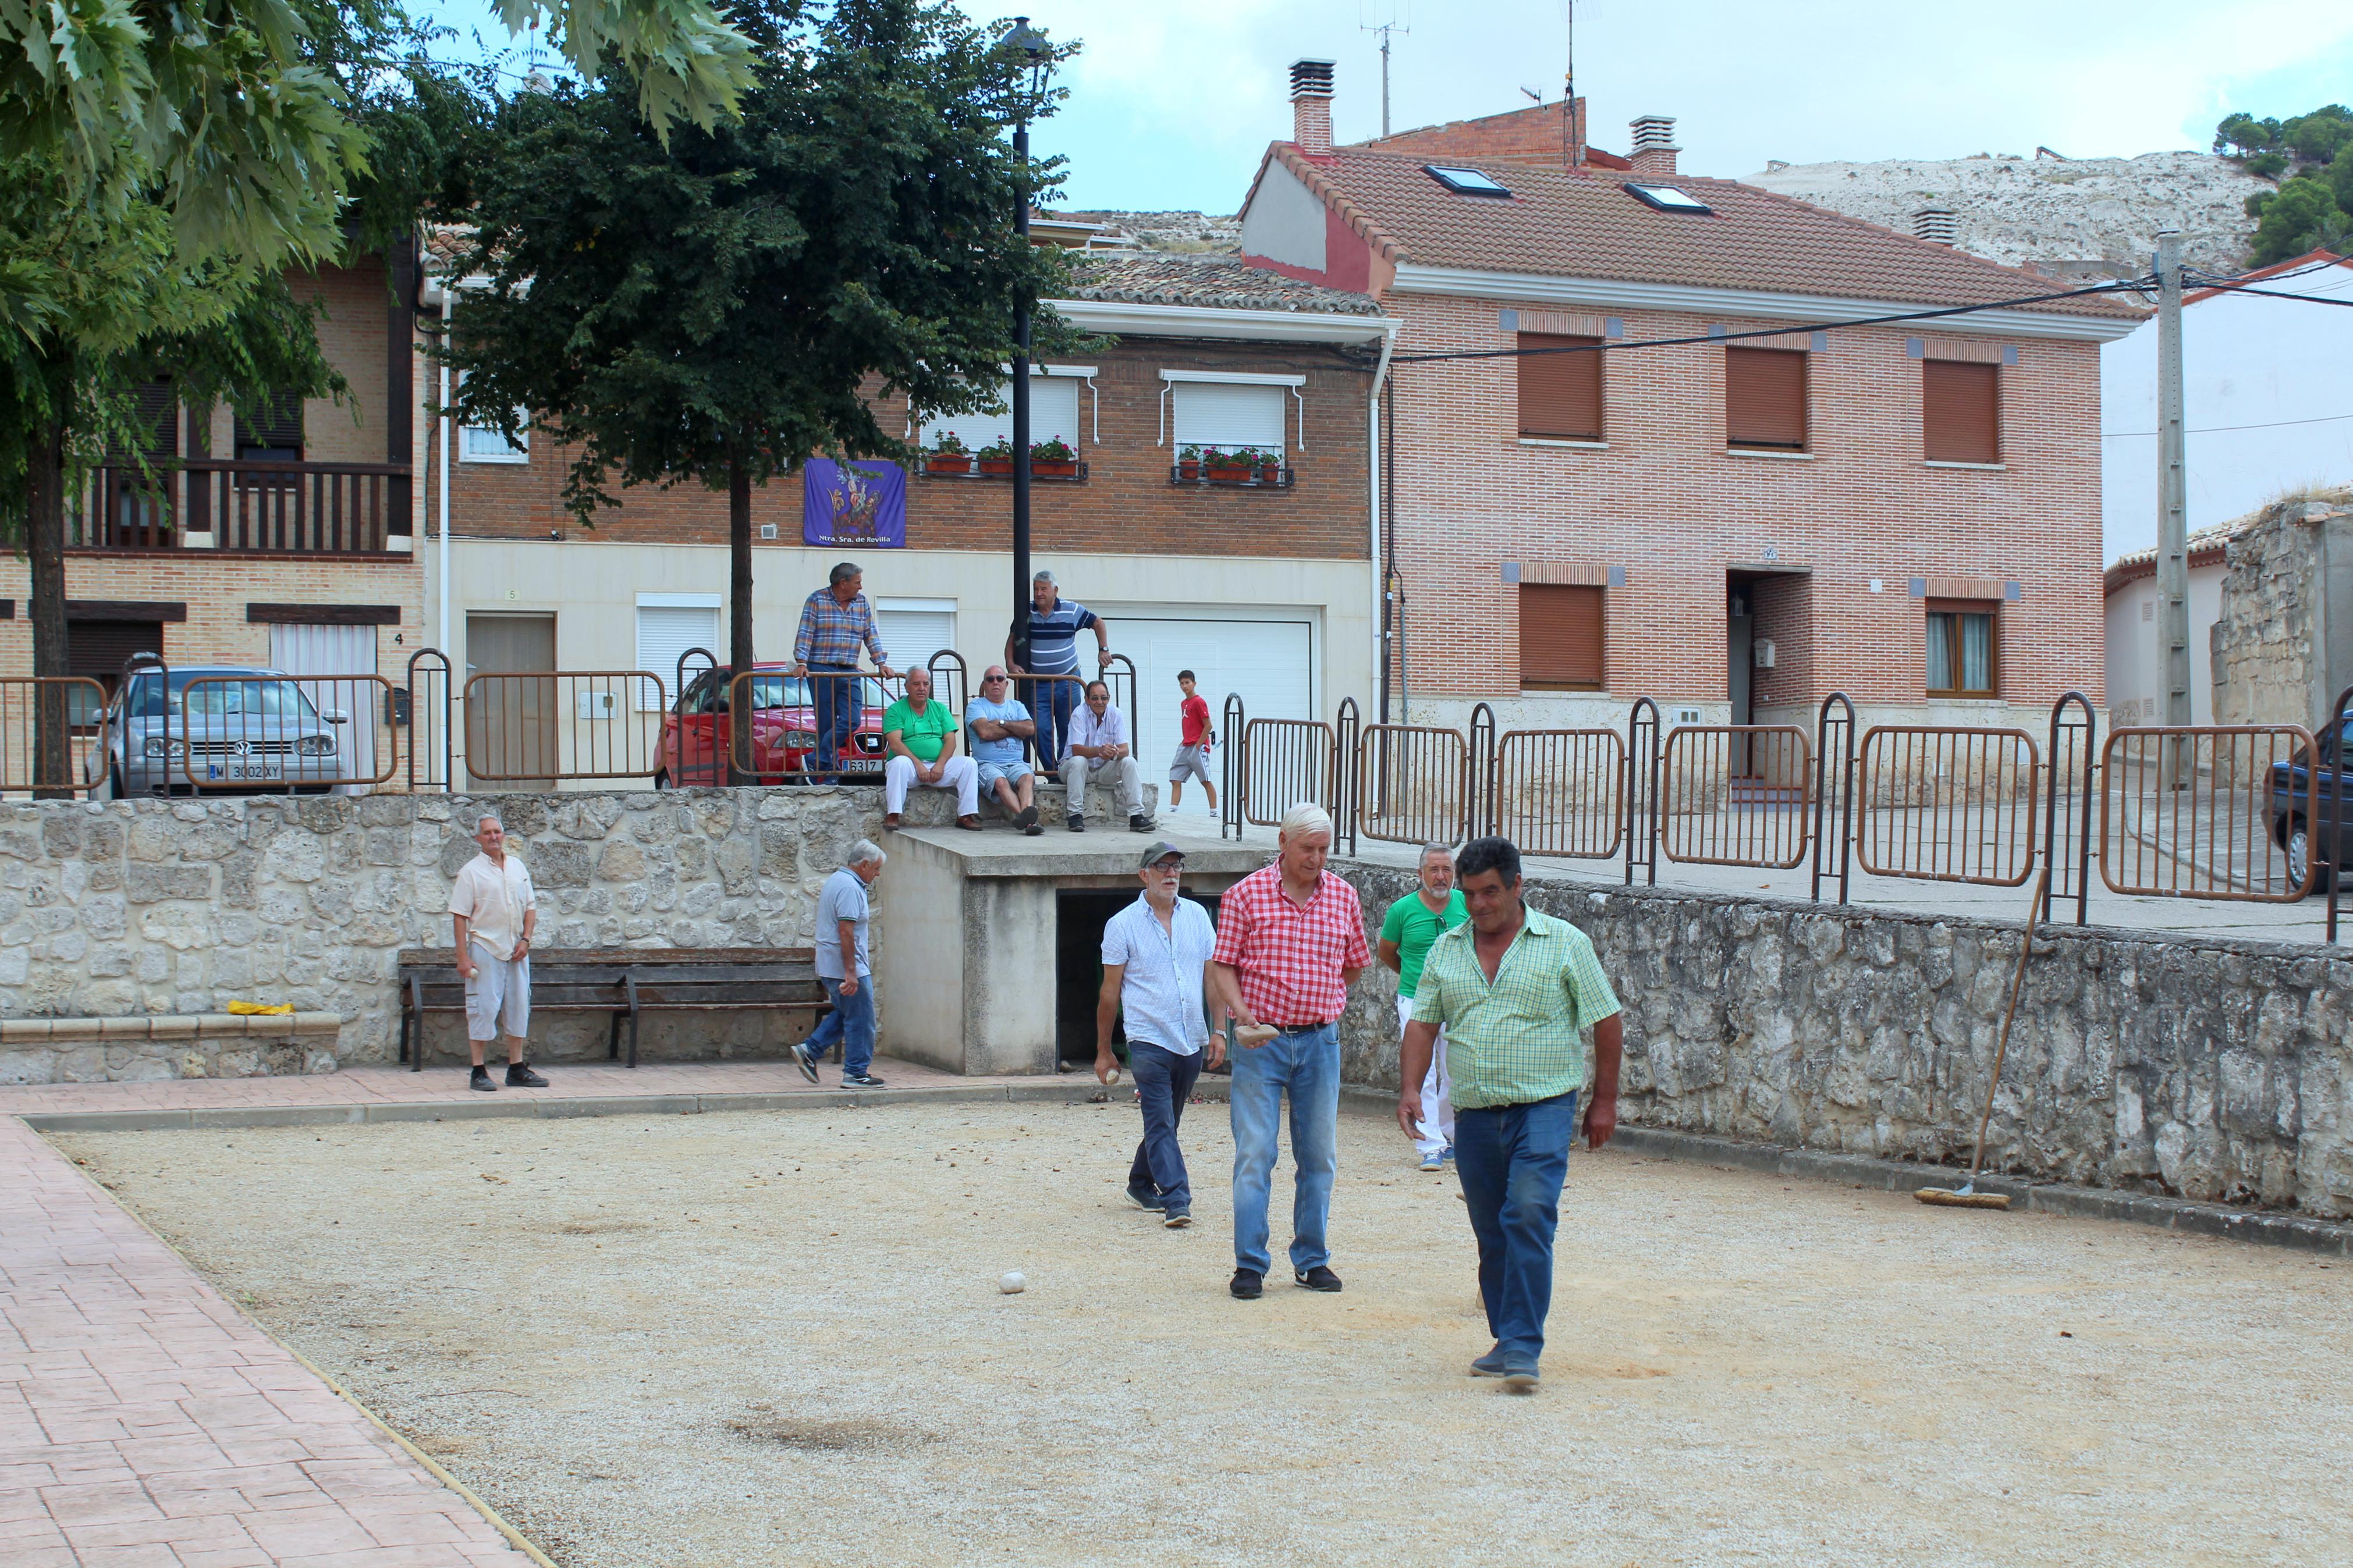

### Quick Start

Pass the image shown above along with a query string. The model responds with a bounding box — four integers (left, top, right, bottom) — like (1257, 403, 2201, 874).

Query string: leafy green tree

(2221, 105, 2353, 264)
(445, 0, 1084, 687)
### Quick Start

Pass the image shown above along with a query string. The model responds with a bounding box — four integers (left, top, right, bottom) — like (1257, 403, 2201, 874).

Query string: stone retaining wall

(0, 1012, 341, 1083)
(0, 787, 881, 1080)
(1336, 863, 2353, 1218)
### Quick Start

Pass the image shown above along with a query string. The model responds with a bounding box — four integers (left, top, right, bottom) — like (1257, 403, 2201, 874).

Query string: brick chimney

(1628, 114, 1678, 178)
(1290, 58, 1336, 157)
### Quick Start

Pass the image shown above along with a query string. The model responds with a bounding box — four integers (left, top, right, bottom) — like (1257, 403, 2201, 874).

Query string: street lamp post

(1003, 18, 1050, 674)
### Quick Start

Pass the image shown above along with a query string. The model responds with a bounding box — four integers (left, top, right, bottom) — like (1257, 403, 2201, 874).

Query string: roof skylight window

(1425, 165, 1512, 198)
(1624, 182, 1713, 214)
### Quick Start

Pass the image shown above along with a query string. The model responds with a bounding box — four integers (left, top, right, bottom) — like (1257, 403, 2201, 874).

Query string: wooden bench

(396, 947, 830, 1071)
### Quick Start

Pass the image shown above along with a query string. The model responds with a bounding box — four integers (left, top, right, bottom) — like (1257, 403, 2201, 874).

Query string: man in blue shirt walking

(1096, 841, 1223, 1227)
(1006, 570, 1111, 766)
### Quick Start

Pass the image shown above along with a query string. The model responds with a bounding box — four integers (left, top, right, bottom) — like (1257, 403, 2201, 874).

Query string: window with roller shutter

(1922, 360, 2000, 463)
(1171, 381, 1287, 457)
(1517, 333, 1603, 440)
(920, 376, 1082, 454)
(1724, 347, 1808, 450)
(1519, 585, 1606, 691)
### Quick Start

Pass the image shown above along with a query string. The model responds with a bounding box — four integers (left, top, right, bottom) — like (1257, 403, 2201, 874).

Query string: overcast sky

(419, 2, 2352, 212)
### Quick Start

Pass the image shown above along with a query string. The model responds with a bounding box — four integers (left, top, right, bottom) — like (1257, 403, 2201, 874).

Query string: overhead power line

(2102, 410, 2353, 438)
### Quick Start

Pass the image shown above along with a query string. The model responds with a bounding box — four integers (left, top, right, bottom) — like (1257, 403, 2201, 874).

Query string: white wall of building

(2101, 256, 2353, 566)
(2103, 562, 2227, 728)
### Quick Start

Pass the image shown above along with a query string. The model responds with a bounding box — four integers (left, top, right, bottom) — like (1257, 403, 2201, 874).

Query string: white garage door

(1098, 610, 1317, 816)
(267, 623, 382, 795)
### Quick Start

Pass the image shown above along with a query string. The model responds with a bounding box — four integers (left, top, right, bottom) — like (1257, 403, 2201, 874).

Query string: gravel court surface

(51, 1100, 2353, 1568)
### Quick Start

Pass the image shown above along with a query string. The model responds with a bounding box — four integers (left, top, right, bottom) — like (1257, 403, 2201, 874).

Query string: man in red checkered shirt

(1208, 801, 1370, 1300)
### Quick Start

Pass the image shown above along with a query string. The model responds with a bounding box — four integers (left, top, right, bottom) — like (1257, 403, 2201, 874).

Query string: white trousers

(1398, 995, 1453, 1158)
(1060, 753, 1143, 819)
(884, 753, 979, 815)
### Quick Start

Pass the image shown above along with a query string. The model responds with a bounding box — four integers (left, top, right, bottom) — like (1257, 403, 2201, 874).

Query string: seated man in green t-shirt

(1378, 842, 1468, 1171)
(881, 666, 980, 830)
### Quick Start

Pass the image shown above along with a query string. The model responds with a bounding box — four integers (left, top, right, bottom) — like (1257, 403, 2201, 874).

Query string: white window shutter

(635, 606, 721, 711)
(920, 376, 1080, 452)
(1172, 383, 1286, 455)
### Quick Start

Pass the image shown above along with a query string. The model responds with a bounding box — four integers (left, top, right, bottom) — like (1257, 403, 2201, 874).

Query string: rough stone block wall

(0, 787, 880, 1071)
(1337, 862, 2353, 1218)
(2214, 490, 2352, 726)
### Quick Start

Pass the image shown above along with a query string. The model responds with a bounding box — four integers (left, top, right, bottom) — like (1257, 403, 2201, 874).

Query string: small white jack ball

(999, 1271, 1027, 1295)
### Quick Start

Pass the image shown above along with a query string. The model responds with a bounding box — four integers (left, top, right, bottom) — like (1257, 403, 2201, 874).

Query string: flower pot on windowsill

(925, 455, 972, 475)
(1258, 463, 1283, 485)
(1030, 459, 1080, 478)
(978, 458, 1016, 477)
(1177, 460, 1200, 481)
(1205, 464, 1251, 483)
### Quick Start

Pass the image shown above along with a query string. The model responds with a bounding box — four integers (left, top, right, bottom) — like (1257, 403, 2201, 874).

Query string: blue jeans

(810, 663, 861, 776)
(1452, 1091, 1578, 1370)
(1127, 1041, 1203, 1209)
(1022, 675, 1080, 767)
(1229, 1022, 1340, 1275)
(802, 974, 875, 1078)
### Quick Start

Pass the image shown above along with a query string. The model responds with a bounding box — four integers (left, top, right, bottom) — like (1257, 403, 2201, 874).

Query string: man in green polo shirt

(881, 666, 980, 830)
(1378, 843, 1468, 1172)
(1400, 834, 1622, 1395)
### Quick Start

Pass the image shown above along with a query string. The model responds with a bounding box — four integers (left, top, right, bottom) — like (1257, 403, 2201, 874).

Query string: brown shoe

(883, 812, 902, 830)
(957, 815, 983, 831)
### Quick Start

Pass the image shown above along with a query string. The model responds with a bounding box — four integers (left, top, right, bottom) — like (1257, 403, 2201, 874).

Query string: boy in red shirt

(1166, 670, 1219, 812)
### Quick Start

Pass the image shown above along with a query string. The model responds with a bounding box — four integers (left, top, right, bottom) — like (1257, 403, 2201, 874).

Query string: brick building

(1236, 62, 2144, 740)
(424, 251, 1390, 793)
(0, 247, 427, 714)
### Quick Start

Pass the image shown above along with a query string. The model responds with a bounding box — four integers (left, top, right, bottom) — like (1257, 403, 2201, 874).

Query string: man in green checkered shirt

(1399, 834, 1623, 1395)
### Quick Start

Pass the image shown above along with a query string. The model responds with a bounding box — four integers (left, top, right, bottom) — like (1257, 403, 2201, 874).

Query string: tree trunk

(727, 455, 754, 785)
(27, 415, 73, 797)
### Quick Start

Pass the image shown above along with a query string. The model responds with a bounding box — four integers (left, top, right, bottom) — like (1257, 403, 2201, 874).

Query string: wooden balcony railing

(74, 461, 411, 553)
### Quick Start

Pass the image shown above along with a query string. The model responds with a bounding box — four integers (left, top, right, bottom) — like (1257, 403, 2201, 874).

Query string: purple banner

(801, 458, 906, 548)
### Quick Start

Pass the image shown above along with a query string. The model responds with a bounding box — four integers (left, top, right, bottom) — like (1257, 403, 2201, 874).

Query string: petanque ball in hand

(999, 1271, 1027, 1294)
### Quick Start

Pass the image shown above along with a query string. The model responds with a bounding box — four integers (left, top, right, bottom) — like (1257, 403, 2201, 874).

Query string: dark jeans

(810, 663, 861, 776)
(1022, 675, 1081, 767)
(1126, 1040, 1203, 1209)
(801, 974, 875, 1078)
(1452, 1091, 1578, 1370)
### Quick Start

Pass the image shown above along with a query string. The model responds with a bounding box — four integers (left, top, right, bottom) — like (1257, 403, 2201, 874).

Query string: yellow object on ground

(224, 1001, 295, 1016)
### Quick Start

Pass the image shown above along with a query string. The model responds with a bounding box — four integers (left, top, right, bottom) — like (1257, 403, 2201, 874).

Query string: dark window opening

(1926, 599, 1999, 697)
(1726, 346, 1808, 450)
(234, 393, 304, 463)
(1516, 333, 1603, 440)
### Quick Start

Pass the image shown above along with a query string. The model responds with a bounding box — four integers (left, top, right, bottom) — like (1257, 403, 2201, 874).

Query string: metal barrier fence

(2045, 692, 2098, 923)
(2327, 684, 2352, 944)
(1487, 727, 1625, 859)
(406, 650, 455, 791)
(1854, 725, 2042, 887)
(463, 670, 666, 784)
(1657, 724, 1812, 869)
(1240, 717, 1336, 829)
(0, 677, 108, 797)
(2098, 725, 2316, 902)
(1625, 698, 1660, 886)
(1810, 693, 1857, 904)
(723, 668, 899, 785)
(173, 674, 398, 792)
(1219, 692, 1246, 840)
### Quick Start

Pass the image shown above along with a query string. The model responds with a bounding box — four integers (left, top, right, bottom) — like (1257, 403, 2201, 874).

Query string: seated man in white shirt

(1060, 679, 1153, 834)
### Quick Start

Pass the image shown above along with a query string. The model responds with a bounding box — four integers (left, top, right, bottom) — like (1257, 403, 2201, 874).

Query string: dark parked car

(2270, 717, 2353, 893)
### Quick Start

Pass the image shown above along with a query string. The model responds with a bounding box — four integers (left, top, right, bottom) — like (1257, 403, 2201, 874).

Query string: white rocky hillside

(1742, 150, 2270, 278)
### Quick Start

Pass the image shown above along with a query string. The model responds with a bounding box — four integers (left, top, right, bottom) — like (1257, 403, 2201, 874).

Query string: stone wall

(1337, 862, 2353, 1218)
(0, 786, 881, 1078)
(2214, 488, 2353, 727)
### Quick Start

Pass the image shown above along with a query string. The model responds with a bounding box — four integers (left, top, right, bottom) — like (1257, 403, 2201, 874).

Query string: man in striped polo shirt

(1401, 834, 1623, 1395)
(1005, 570, 1110, 767)
(1208, 801, 1370, 1301)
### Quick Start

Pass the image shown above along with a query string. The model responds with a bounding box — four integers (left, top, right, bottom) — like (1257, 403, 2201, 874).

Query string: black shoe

(1294, 1265, 1343, 1293)
(1023, 820, 1044, 837)
(792, 1043, 820, 1084)
(1502, 1365, 1541, 1395)
(505, 1062, 548, 1088)
(1470, 1345, 1509, 1378)
(469, 1066, 497, 1093)
(842, 1072, 886, 1089)
(1229, 1268, 1264, 1300)
(1017, 803, 1040, 830)
(1162, 1207, 1192, 1229)
(1129, 814, 1155, 833)
(1126, 1184, 1165, 1211)
(1069, 813, 1086, 833)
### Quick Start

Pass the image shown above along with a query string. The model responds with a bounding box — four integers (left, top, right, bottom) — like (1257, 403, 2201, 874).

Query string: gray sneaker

(842, 1072, 886, 1089)
(1162, 1207, 1192, 1228)
(1470, 1345, 1507, 1377)
(1126, 1184, 1165, 1211)
(792, 1044, 820, 1085)
(1502, 1365, 1541, 1394)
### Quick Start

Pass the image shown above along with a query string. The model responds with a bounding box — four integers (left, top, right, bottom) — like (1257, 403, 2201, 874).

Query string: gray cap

(1138, 840, 1186, 869)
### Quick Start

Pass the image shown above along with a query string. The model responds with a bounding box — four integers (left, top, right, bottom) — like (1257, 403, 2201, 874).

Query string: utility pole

(2155, 229, 2189, 783)
(1361, 9, 1406, 138)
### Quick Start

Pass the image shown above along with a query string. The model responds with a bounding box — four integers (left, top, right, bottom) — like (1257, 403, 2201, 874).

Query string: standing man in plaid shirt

(1208, 801, 1370, 1301)
(789, 561, 897, 780)
(1400, 834, 1623, 1395)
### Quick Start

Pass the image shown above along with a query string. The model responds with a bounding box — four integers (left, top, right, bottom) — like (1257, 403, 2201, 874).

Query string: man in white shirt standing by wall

(1060, 678, 1153, 834)
(448, 812, 549, 1093)
(1096, 842, 1222, 1228)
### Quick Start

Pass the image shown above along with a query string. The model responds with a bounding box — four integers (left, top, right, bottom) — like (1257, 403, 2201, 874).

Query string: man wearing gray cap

(1095, 841, 1222, 1227)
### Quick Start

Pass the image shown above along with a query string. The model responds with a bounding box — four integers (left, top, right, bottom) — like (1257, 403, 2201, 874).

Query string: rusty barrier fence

(1485, 727, 1626, 860)
(172, 674, 398, 793)
(1240, 716, 1336, 829)
(2329, 685, 2352, 944)
(2098, 725, 2316, 902)
(1854, 725, 2042, 887)
(1657, 725, 1813, 869)
(0, 678, 109, 797)
(725, 669, 900, 785)
(463, 670, 666, 785)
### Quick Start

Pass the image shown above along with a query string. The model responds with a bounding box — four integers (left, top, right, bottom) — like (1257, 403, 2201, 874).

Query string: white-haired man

(448, 813, 548, 1092)
(796, 840, 888, 1089)
(1208, 801, 1369, 1300)
(881, 665, 981, 830)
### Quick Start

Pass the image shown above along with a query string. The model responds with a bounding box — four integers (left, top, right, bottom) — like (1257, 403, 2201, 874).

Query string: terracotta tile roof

(1258, 145, 2146, 321)
(2182, 247, 2349, 305)
(2104, 488, 2352, 593)
(1058, 253, 1383, 317)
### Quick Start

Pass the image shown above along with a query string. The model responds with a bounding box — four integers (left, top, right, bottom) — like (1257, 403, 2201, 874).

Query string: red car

(655, 664, 890, 787)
